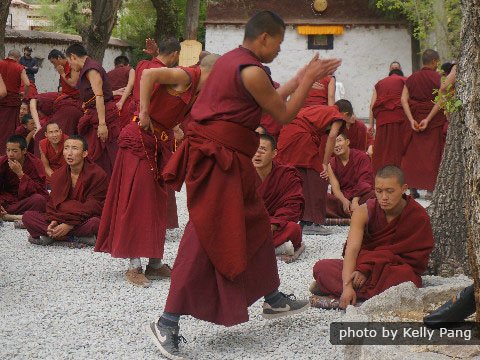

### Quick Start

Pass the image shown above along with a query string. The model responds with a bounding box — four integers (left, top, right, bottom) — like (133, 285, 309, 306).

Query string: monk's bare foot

(3, 214, 22, 222)
(125, 268, 151, 288)
(309, 280, 322, 295)
(145, 264, 172, 280)
(14, 220, 26, 229)
(282, 243, 306, 263)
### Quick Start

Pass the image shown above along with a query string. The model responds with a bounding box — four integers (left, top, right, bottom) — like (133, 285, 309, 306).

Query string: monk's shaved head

(48, 49, 66, 60)
(422, 49, 440, 65)
(66, 135, 88, 151)
(66, 43, 88, 57)
(337, 132, 349, 140)
(335, 99, 353, 116)
(8, 49, 21, 59)
(376, 165, 405, 185)
(260, 134, 277, 150)
(244, 10, 285, 41)
(389, 69, 404, 77)
(200, 54, 220, 72)
(158, 37, 181, 55)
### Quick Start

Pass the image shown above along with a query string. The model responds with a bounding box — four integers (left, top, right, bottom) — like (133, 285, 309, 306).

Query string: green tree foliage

(37, 0, 90, 35)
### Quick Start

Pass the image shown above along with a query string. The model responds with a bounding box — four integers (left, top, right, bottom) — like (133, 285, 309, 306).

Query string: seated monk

(15, 114, 36, 154)
(253, 134, 305, 263)
(0, 135, 47, 221)
(24, 135, 108, 246)
(343, 114, 374, 156)
(310, 166, 434, 309)
(326, 133, 375, 219)
(39, 122, 68, 180)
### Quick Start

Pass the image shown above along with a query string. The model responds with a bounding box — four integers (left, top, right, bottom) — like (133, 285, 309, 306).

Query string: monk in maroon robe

(369, 69, 408, 172)
(47, 49, 83, 136)
(326, 133, 375, 219)
(254, 134, 305, 263)
(39, 122, 68, 180)
(15, 114, 36, 154)
(0, 135, 47, 219)
(343, 115, 374, 154)
(0, 50, 30, 150)
(401, 49, 447, 197)
(96, 49, 215, 289)
(107, 55, 135, 129)
(310, 166, 434, 310)
(276, 100, 349, 235)
(304, 75, 336, 107)
(24, 136, 108, 246)
(146, 11, 342, 359)
(65, 44, 121, 177)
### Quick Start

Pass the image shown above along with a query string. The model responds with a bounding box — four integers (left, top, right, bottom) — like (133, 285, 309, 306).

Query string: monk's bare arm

(29, 99, 42, 130)
(322, 120, 343, 167)
(368, 89, 377, 130)
(0, 74, 6, 98)
(139, 68, 191, 119)
(20, 69, 29, 98)
(342, 205, 368, 287)
(39, 149, 53, 177)
(401, 86, 417, 130)
(440, 64, 456, 93)
(327, 77, 336, 105)
(65, 68, 80, 87)
(88, 70, 107, 141)
(242, 57, 341, 124)
(328, 164, 348, 203)
(118, 68, 135, 106)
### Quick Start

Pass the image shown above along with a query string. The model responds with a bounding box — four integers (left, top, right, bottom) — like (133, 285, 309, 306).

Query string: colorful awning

(297, 25, 344, 35)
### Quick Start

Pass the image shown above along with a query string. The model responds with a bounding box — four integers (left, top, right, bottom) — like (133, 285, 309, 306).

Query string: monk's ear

(273, 149, 278, 158)
(401, 183, 408, 193)
(82, 150, 88, 159)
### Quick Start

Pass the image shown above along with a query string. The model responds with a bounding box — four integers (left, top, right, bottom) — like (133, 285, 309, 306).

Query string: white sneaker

(275, 241, 294, 256)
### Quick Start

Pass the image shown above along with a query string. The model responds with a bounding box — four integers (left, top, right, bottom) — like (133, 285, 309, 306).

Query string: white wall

(206, 25, 413, 118)
(5, 42, 126, 93)
(9, 6, 29, 30)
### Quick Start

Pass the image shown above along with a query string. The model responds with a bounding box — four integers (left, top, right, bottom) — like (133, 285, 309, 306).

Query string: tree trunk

(429, 0, 453, 61)
(460, 0, 480, 321)
(0, 0, 12, 59)
(82, 0, 123, 62)
(151, 0, 178, 42)
(184, 0, 200, 40)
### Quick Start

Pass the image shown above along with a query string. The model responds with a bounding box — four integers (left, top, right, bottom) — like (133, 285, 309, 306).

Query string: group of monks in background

(0, 11, 456, 356)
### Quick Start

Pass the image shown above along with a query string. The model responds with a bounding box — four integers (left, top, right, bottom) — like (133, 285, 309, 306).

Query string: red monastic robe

(22, 161, 108, 239)
(344, 120, 374, 152)
(304, 75, 333, 107)
(14, 125, 35, 154)
(162, 47, 280, 326)
(50, 62, 83, 135)
(0, 58, 24, 149)
(327, 149, 375, 219)
(313, 196, 434, 300)
(371, 74, 408, 171)
(256, 162, 304, 249)
(95, 67, 201, 259)
(39, 133, 69, 172)
(32, 92, 60, 158)
(20, 81, 38, 103)
(401, 68, 447, 190)
(107, 64, 134, 128)
(0, 153, 48, 214)
(77, 57, 120, 177)
(277, 105, 345, 224)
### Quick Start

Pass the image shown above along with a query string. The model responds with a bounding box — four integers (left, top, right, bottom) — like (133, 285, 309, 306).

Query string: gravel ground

(1, 191, 441, 360)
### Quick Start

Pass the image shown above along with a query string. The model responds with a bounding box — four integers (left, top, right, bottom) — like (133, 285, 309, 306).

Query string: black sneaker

(262, 293, 310, 319)
(146, 319, 187, 360)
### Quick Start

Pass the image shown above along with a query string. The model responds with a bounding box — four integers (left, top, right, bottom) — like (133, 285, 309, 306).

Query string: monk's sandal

(146, 319, 187, 360)
(262, 293, 310, 319)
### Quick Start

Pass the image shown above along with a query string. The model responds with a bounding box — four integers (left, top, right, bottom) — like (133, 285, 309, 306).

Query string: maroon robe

(162, 46, 279, 326)
(107, 64, 134, 128)
(23, 161, 108, 239)
(371, 74, 408, 171)
(314, 196, 434, 300)
(277, 105, 345, 224)
(344, 120, 374, 152)
(0, 59, 24, 149)
(39, 134, 68, 172)
(401, 68, 447, 190)
(15, 125, 35, 154)
(32, 92, 60, 157)
(257, 162, 304, 249)
(0, 153, 48, 214)
(77, 57, 120, 176)
(327, 149, 375, 219)
(131, 57, 166, 116)
(304, 75, 333, 107)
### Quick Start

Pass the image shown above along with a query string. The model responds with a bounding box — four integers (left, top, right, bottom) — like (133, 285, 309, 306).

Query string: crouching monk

(254, 134, 305, 263)
(311, 166, 434, 309)
(23, 136, 108, 246)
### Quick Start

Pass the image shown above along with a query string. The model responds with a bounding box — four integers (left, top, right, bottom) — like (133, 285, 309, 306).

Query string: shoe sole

(125, 276, 151, 288)
(261, 302, 310, 320)
(145, 322, 186, 360)
(145, 274, 171, 280)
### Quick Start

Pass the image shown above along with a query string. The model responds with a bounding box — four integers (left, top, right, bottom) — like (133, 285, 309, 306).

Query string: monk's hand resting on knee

(46, 221, 58, 237)
(50, 223, 74, 239)
(97, 123, 108, 142)
(351, 270, 367, 290)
